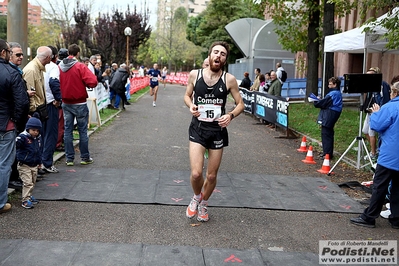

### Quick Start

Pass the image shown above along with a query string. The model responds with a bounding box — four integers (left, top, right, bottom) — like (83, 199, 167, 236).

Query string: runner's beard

(209, 58, 224, 72)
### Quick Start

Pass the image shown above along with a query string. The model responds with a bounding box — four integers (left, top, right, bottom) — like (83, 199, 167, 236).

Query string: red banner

(129, 72, 189, 94)
(129, 77, 150, 94)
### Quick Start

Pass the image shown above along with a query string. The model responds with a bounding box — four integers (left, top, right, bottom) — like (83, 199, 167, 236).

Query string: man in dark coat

(109, 64, 130, 110)
(0, 39, 30, 213)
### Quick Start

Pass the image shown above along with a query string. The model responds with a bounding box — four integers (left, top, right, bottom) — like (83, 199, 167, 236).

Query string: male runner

(184, 41, 244, 222)
(147, 63, 161, 107)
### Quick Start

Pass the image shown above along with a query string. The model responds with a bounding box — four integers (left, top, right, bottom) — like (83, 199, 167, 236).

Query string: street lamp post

(124, 27, 132, 66)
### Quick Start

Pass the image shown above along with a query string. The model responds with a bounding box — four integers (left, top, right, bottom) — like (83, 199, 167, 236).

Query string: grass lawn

(289, 102, 364, 160)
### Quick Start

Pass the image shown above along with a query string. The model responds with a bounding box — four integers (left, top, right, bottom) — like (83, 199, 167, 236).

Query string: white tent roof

(324, 8, 399, 54)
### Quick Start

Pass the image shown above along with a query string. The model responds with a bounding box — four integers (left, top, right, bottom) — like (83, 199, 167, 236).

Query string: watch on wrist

(229, 113, 235, 120)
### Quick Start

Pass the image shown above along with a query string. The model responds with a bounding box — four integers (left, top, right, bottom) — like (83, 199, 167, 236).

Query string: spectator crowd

(0, 40, 139, 213)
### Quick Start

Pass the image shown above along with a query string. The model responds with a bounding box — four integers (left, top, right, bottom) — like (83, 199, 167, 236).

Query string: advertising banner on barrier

(87, 83, 110, 111)
(164, 73, 189, 86)
(239, 88, 289, 128)
(129, 77, 150, 94)
(239, 88, 254, 114)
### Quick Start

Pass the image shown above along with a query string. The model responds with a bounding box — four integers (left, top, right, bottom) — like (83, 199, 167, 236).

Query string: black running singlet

(192, 69, 229, 131)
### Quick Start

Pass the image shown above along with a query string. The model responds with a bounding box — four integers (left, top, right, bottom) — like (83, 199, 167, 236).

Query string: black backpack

(281, 70, 287, 82)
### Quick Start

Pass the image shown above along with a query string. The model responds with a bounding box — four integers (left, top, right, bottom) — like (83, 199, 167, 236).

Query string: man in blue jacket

(314, 77, 343, 160)
(351, 82, 399, 229)
(0, 39, 30, 213)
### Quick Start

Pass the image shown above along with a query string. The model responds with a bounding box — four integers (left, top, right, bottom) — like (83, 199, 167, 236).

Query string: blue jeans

(126, 83, 131, 100)
(42, 104, 59, 168)
(109, 89, 120, 108)
(62, 103, 90, 161)
(0, 129, 16, 209)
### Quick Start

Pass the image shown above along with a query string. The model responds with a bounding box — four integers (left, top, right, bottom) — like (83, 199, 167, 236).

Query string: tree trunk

(322, 1, 335, 97)
(306, 0, 320, 98)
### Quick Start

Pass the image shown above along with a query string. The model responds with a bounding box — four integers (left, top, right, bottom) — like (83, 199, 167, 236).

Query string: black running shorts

(188, 122, 229, 149)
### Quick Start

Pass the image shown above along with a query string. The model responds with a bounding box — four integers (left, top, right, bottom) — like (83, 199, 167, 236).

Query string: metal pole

(7, 0, 28, 67)
(322, 52, 326, 97)
(126, 35, 129, 66)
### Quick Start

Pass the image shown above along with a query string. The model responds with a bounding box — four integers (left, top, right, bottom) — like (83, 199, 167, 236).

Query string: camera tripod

(327, 95, 375, 175)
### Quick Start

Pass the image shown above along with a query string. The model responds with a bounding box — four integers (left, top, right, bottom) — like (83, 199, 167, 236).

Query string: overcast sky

(35, 0, 158, 28)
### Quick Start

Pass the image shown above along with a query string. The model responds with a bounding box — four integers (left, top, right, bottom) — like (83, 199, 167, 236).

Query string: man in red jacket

(58, 44, 98, 166)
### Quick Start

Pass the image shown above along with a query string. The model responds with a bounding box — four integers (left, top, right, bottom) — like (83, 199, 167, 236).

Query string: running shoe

(364, 153, 377, 161)
(197, 200, 209, 222)
(66, 160, 74, 166)
(0, 203, 11, 213)
(29, 196, 39, 205)
(380, 203, 391, 219)
(22, 200, 34, 209)
(153, 102, 156, 107)
(43, 165, 59, 173)
(186, 194, 202, 219)
(81, 158, 94, 165)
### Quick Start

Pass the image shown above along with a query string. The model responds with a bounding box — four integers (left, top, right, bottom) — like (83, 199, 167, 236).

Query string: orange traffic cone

(317, 154, 333, 174)
(297, 136, 308, 152)
(302, 146, 316, 164)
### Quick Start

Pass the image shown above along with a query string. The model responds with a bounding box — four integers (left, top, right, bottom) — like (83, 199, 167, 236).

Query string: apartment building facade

(0, 0, 41, 26)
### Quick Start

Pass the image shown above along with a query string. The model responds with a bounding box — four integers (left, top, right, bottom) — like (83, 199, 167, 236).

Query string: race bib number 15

(198, 104, 222, 122)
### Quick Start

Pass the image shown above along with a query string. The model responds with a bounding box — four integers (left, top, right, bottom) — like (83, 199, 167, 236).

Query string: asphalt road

(1, 84, 397, 255)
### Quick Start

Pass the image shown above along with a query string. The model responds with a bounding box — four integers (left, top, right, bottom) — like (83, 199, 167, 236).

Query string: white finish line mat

(0, 239, 320, 266)
(33, 166, 364, 213)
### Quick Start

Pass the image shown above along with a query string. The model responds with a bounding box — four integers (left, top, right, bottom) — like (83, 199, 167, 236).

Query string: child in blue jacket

(16, 114, 42, 209)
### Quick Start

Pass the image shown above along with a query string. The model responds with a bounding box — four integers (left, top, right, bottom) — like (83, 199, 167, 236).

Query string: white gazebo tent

(323, 8, 399, 93)
(322, 8, 399, 169)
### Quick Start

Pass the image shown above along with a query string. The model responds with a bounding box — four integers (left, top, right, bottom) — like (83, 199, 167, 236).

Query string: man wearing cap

(41, 46, 62, 173)
(0, 39, 30, 213)
(57, 48, 68, 65)
(55, 48, 68, 151)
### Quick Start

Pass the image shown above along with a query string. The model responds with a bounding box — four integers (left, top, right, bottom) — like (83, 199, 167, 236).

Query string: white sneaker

(153, 102, 156, 107)
(380, 203, 391, 219)
(364, 153, 377, 160)
(43, 165, 59, 173)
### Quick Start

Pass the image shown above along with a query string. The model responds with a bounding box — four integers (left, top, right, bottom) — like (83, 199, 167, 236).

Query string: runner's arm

(218, 73, 244, 128)
(184, 70, 200, 117)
